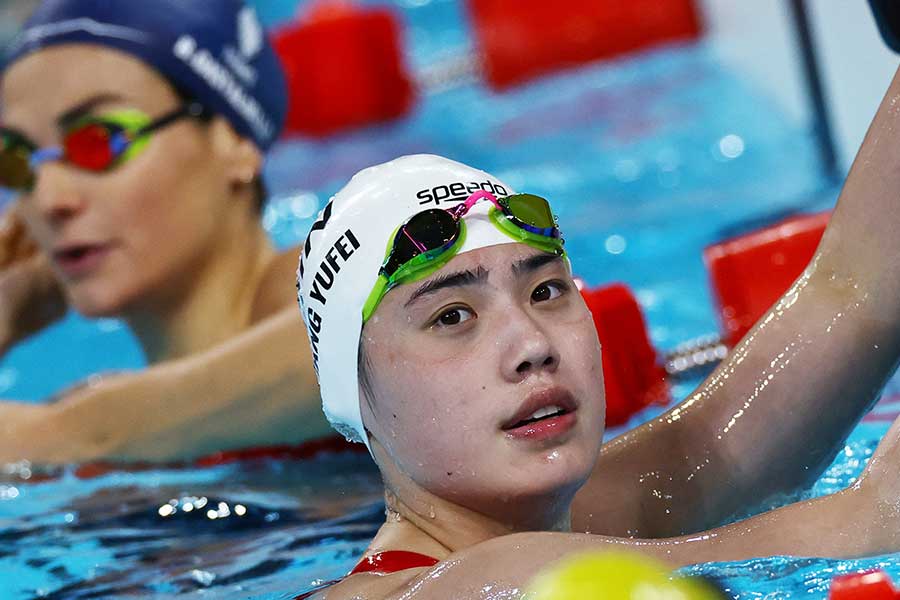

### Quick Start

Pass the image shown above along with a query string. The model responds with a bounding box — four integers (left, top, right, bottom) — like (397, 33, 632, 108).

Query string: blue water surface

(1, 0, 894, 598)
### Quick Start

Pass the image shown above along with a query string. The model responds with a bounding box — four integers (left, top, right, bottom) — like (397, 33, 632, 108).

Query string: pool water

(2, 0, 897, 598)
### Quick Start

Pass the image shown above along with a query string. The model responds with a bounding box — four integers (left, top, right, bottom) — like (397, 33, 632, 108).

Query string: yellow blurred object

(523, 551, 724, 599)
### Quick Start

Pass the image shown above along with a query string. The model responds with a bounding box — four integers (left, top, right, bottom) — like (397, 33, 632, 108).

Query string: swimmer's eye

(531, 280, 568, 303)
(431, 306, 475, 329)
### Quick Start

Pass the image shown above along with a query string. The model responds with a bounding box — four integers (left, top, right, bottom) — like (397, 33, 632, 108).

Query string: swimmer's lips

(52, 243, 113, 278)
(501, 388, 578, 441)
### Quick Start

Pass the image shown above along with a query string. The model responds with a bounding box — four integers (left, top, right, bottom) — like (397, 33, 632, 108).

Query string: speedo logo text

(416, 180, 510, 206)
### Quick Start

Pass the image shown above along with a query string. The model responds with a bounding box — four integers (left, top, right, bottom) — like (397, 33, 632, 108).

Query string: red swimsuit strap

(350, 550, 440, 574)
(294, 551, 440, 599)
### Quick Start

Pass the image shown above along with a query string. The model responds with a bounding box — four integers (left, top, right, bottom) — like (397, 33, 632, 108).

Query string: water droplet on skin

(428, 506, 436, 519)
(385, 508, 403, 523)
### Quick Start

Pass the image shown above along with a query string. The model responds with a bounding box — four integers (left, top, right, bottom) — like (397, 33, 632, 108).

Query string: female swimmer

(296, 58, 900, 596)
(0, 0, 331, 463)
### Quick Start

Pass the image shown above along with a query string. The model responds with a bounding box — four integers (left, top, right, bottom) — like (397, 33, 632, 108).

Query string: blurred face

(0, 45, 241, 317)
(361, 243, 605, 519)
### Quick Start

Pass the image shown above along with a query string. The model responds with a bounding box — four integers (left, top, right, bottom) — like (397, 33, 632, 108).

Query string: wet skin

(361, 244, 604, 533)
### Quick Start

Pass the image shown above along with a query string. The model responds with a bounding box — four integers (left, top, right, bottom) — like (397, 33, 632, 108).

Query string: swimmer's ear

(206, 116, 264, 193)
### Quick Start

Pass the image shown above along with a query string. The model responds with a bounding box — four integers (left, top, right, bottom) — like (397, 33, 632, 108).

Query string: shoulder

(251, 245, 302, 322)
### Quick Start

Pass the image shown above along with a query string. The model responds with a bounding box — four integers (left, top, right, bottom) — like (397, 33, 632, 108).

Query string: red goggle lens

(62, 123, 117, 171)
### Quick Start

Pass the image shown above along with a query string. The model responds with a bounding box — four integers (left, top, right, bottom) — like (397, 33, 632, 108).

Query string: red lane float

(467, 0, 702, 89)
(704, 211, 830, 348)
(272, 2, 414, 137)
(71, 436, 363, 479)
(581, 283, 670, 426)
(830, 570, 900, 600)
(271, 0, 703, 135)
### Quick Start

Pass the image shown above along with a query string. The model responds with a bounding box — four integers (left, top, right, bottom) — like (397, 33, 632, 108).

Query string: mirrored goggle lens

(63, 123, 117, 171)
(503, 193, 556, 229)
(384, 209, 459, 276)
(0, 137, 35, 191)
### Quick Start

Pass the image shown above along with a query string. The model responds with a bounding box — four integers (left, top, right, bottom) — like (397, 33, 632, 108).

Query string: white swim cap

(296, 154, 520, 450)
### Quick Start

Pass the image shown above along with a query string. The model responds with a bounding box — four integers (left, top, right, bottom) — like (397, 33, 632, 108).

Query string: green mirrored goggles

(362, 190, 564, 322)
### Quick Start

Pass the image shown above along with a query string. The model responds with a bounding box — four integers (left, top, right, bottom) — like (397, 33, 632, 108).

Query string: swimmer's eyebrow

(404, 266, 489, 308)
(56, 94, 126, 128)
(511, 252, 564, 276)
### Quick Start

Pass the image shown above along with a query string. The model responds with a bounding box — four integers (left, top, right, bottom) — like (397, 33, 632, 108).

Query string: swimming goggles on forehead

(362, 190, 565, 322)
(0, 102, 209, 192)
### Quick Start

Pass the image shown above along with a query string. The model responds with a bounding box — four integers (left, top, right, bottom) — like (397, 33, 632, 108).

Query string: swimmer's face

(0, 45, 261, 317)
(360, 243, 605, 519)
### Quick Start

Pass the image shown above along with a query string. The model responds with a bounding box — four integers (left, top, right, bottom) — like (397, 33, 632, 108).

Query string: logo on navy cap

(237, 7, 263, 59)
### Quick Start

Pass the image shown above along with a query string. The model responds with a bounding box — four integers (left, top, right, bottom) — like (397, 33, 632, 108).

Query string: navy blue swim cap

(3, 0, 287, 151)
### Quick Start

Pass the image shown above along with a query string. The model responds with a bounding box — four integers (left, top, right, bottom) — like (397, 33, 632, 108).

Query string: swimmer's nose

(29, 163, 88, 224)
(501, 314, 560, 382)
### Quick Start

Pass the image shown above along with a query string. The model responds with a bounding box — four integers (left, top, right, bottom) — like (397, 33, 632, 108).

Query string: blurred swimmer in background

(296, 146, 900, 596)
(0, 0, 331, 463)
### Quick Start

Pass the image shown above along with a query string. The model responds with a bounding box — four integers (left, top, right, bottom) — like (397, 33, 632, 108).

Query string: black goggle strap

(106, 102, 209, 157)
(135, 102, 208, 137)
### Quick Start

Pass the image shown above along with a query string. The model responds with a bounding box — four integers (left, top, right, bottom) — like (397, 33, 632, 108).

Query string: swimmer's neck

(371, 439, 574, 556)
(378, 490, 573, 557)
(126, 220, 277, 363)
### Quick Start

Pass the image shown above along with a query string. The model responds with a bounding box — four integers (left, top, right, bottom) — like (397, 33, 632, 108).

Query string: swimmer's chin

(63, 286, 141, 319)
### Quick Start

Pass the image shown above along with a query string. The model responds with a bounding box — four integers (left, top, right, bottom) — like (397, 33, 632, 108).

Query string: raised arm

(574, 62, 900, 538)
(324, 477, 892, 600)
(0, 305, 332, 464)
(330, 416, 900, 600)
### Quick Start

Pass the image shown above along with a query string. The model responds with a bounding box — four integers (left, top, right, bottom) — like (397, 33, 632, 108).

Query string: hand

(0, 205, 66, 353)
